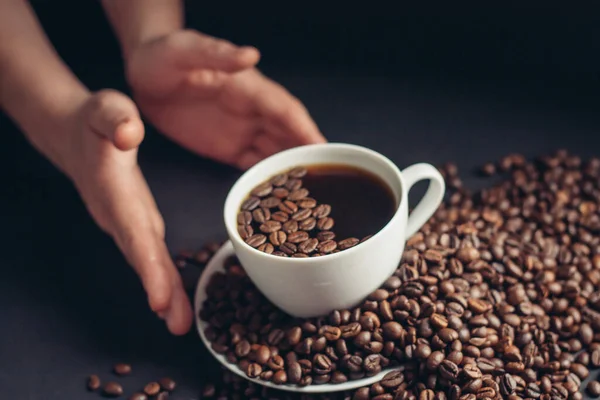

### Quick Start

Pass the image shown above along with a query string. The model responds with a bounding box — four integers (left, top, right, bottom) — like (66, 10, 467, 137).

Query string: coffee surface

(237, 164, 396, 257)
(301, 164, 397, 240)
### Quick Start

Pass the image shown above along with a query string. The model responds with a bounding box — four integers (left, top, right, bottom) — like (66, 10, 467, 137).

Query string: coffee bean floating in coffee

(200, 150, 600, 398)
(238, 165, 396, 257)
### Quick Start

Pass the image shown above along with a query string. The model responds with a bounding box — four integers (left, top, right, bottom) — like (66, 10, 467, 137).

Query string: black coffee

(238, 164, 396, 256)
(300, 164, 396, 240)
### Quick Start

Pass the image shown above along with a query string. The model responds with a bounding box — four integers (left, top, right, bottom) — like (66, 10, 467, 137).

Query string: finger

(115, 226, 173, 313)
(164, 271, 194, 335)
(181, 69, 229, 100)
(254, 131, 288, 158)
(114, 212, 193, 335)
(105, 169, 193, 334)
(240, 74, 325, 145)
(236, 148, 264, 170)
(167, 30, 260, 73)
(87, 90, 145, 151)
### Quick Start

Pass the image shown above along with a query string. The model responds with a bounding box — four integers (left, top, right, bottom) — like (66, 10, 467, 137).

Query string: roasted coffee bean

(462, 364, 482, 380)
(272, 187, 290, 199)
(287, 231, 309, 244)
(158, 377, 176, 391)
(297, 217, 316, 231)
(156, 392, 169, 400)
(570, 363, 589, 379)
(269, 231, 287, 246)
(272, 370, 288, 384)
(246, 363, 262, 378)
(257, 242, 274, 254)
(237, 211, 252, 225)
(291, 208, 312, 221)
(587, 381, 600, 397)
(317, 239, 337, 253)
(128, 393, 148, 400)
(253, 207, 271, 224)
(285, 178, 302, 191)
(380, 370, 404, 388)
(317, 231, 336, 241)
(338, 237, 360, 250)
(237, 224, 253, 240)
(102, 382, 123, 397)
(288, 166, 307, 178)
(382, 321, 403, 340)
(287, 361, 302, 384)
(439, 360, 459, 381)
(260, 196, 281, 208)
(87, 374, 101, 391)
(282, 220, 299, 234)
(271, 210, 289, 222)
(298, 238, 319, 254)
(251, 182, 273, 197)
(245, 234, 266, 248)
(480, 163, 496, 176)
(331, 371, 348, 383)
(288, 188, 309, 201)
(341, 322, 362, 338)
(317, 217, 335, 230)
(279, 200, 298, 214)
(241, 196, 260, 211)
(319, 325, 342, 341)
(259, 220, 281, 233)
(144, 382, 161, 396)
(591, 348, 600, 367)
(270, 173, 288, 187)
(312, 204, 332, 218)
(427, 351, 445, 370)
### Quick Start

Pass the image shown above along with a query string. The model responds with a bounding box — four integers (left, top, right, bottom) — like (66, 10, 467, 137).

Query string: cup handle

(402, 163, 446, 238)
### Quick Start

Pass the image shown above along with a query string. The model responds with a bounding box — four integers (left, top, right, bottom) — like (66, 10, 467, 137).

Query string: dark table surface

(2, 2, 600, 399)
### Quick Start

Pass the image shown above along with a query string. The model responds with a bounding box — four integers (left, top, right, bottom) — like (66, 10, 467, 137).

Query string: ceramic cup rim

(224, 142, 407, 264)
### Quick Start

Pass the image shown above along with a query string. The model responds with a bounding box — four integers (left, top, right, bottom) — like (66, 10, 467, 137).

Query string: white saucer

(194, 240, 397, 393)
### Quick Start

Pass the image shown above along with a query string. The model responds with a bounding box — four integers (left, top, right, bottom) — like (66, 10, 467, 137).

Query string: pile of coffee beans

(86, 363, 176, 399)
(198, 150, 600, 399)
(237, 166, 370, 257)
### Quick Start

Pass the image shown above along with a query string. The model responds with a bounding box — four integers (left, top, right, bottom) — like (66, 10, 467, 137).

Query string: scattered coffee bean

(87, 374, 101, 391)
(156, 392, 169, 400)
(143, 382, 160, 396)
(102, 382, 123, 397)
(113, 362, 131, 376)
(158, 377, 176, 391)
(128, 393, 148, 400)
(587, 381, 600, 397)
(193, 151, 600, 399)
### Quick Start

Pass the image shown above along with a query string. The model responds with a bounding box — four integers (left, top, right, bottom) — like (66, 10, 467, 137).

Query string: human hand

(125, 29, 326, 169)
(65, 90, 192, 335)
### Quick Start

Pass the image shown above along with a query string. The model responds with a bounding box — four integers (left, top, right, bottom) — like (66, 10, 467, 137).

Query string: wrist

(101, 0, 184, 61)
(1, 69, 90, 176)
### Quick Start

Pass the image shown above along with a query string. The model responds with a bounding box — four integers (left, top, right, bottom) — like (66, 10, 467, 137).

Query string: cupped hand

(126, 30, 326, 169)
(66, 90, 192, 335)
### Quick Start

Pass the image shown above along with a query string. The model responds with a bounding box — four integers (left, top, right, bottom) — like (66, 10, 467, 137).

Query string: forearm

(101, 0, 184, 59)
(0, 0, 89, 173)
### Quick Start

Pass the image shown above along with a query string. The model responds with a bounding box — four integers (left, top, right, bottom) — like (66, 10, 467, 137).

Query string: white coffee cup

(224, 143, 445, 318)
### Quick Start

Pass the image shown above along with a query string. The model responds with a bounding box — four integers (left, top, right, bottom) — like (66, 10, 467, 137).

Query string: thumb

(166, 30, 260, 73)
(111, 205, 193, 336)
(87, 89, 145, 151)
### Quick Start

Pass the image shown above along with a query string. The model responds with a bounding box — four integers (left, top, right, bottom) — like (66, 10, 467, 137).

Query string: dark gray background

(1, 2, 600, 398)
